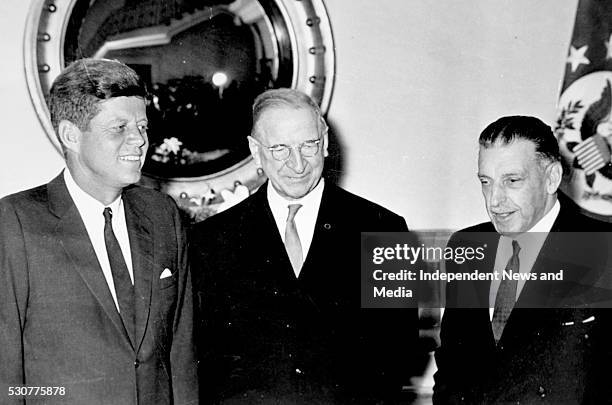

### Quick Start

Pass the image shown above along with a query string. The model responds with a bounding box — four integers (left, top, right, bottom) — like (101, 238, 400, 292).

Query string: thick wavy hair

(47, 58, 146, 151)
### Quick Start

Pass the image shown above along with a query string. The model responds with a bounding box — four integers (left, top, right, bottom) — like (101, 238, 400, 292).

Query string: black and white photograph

(2, 0, 612, 403)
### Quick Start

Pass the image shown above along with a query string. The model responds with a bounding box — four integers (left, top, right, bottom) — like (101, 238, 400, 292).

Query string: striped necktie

(491, 239, 520, 344)
(285, 204, 303, 275)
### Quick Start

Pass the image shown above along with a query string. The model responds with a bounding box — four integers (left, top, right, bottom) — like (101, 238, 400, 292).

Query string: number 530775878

(8, 386, 65, 396)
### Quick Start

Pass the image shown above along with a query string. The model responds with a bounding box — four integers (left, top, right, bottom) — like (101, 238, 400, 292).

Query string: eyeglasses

(250, 136, 322, 161)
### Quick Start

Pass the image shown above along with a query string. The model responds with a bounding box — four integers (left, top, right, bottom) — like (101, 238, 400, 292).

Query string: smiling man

(191, 88, 419, 404)
(478, 122, 563, 236)
(0, 59, 197, 404)
(434, 116, 612, 404)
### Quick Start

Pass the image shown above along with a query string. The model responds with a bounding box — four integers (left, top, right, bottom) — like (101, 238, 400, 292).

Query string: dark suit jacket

(191, 182, 419, 404)
(433, 202, 612, 404)
(0, 173, 198, 404)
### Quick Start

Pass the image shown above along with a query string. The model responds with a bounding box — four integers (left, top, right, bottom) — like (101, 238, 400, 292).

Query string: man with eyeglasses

(191, 88, 419, 404)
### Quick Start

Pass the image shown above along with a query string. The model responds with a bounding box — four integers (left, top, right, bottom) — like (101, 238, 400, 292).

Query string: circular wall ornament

(557, 71, 612, 218)
(25, 0, 335, 221)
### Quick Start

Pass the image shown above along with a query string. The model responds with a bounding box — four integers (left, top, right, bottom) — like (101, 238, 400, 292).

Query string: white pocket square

(160, 268, 173, 279)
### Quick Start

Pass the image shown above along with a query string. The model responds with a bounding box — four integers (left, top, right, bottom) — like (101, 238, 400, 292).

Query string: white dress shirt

(267, 179, 325, 278)
(488, 199, 560, 320)
(64, 169, 134, 312)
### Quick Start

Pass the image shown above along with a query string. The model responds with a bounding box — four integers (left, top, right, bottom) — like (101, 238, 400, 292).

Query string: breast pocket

(559, 308, 598, 328)
(156, 269, 179, 339)
(159, 268, 178, 290)
(158, 268, 179, 312)
(556, 309, 597, 348)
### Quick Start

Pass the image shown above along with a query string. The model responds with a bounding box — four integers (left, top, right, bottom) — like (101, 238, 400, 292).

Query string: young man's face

(70, 96, 148, 199)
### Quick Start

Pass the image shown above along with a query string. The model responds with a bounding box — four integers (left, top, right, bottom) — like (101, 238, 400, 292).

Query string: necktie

(491, 239, 521, 344)
(103, 207, 135, 342)
(285, 204, 303, 275)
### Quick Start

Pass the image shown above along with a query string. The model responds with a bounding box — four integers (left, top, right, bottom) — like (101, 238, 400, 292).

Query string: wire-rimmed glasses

(250, 136, 322, 161)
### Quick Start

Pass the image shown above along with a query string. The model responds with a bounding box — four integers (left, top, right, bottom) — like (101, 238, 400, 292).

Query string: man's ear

(319, 117, 329, 158)
(58, 120, 82, 154)
(546, 161, 563, 194)
(322, 130, 329, 158)
(247, 136, 262, 168)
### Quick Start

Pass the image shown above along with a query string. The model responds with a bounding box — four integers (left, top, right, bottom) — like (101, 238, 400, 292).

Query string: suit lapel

(123, 189, 154, 353)
(514, 205, 574, 309)
(48, 174, 132, 348)
(299, 184, 334, 281)
(460, 227, 499, 344)
(255, 182, 334, 282)
(455, 227, 499, 309)
(515, 235, 558, 308)
(253, 185, 297, 283)
(502, 205, 570, 340)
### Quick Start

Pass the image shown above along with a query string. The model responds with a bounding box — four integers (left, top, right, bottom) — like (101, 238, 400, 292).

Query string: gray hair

(251, 88, 328, 138)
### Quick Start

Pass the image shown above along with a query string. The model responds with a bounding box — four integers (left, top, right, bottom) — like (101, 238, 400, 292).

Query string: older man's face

(477, 139, 559, 236)
(249, 107, 328, 200)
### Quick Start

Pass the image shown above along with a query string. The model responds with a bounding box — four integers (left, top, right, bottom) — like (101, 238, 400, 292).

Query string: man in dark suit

(0, 59, 197, 404)
(433, 116, 612, 404)
(191, 88, 419, 404)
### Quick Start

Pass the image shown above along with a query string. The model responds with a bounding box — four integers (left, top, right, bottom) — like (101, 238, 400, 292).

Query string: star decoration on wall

(567, 45, 590, 72)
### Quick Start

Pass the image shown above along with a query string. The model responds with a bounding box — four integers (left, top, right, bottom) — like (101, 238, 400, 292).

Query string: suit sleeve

(0, 199, 28, 404)
(168, 202, 198, 404)
(381, 210, 409, 233)
(432, 232, 471, 405)
(397, 216, 408, 233)
(364, 212, 420, 399)
(188, 218, 228, 404)
(433, 310, 468, 404)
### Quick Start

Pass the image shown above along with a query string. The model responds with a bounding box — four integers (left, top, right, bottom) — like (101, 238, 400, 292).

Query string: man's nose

(286, 146, 306, 173)
(489, 184, 506, 207)
(127, 126, 147, 147)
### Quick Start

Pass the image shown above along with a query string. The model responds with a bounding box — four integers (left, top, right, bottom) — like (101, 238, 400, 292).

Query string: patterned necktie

(285, 204, 303, 275)
(491, 239, 521, 344)
(103, 207, 135, 342)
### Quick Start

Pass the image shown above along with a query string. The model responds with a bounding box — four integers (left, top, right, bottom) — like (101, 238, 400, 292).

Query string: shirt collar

(525, 198, 560, 233)
(64, 169, 123, 214)
(267, 178, 325, 210)
(500, 198, 560, 246)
